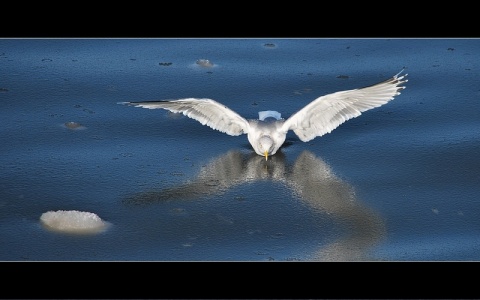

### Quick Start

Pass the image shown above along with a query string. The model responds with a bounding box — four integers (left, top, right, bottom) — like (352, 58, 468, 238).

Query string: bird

(119, 70, 407, 160)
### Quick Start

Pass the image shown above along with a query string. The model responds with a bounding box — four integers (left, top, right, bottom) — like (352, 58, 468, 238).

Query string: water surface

(1, 38, 479, 260)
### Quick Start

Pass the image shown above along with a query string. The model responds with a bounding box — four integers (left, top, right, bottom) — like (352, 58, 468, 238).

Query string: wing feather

(282, 71, 408, 142)
(119, 98, 250, 136)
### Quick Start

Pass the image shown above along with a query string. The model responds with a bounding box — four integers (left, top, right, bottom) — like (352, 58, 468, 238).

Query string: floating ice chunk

(196, 59, 214, 68)
(62, 121, 86, 130)
(40, 210, 109, 234)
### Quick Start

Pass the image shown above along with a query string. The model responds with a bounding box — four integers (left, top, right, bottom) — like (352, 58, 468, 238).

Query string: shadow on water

(122, 150, 386, 261)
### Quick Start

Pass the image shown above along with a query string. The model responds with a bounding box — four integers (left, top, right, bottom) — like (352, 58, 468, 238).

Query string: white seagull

(119, 70, 407, 160)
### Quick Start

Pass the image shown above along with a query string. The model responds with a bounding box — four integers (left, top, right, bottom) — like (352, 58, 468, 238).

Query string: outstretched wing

(282, 71, 408, 142)
(119, 98, 250, 136)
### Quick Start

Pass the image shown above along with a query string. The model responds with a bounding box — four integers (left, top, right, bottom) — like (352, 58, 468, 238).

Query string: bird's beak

(264, 150, 268, 161)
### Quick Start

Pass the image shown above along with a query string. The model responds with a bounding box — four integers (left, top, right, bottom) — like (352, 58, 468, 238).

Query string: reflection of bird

(122, 150, 385, 260)
(119, 71, 407, 159)
(122, 151, 287, 205)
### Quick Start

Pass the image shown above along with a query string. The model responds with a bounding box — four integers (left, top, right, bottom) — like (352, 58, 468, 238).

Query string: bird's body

(119, 71, 408, 159)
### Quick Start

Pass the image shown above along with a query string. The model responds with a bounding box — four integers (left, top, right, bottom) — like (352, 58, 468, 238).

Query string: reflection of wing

(286, 150, 386, 261)
(123, 150, 287, 205)
(119, 98, 250, 136)
(287, 150, 356, 213)
(123, 151, 247, 205)
(282, 71, 407, 142)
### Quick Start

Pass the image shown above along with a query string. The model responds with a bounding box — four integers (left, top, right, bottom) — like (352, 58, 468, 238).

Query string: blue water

(1, 38, 479, 260)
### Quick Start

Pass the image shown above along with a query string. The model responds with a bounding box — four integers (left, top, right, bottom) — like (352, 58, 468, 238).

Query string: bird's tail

(259, 111, 282, 121)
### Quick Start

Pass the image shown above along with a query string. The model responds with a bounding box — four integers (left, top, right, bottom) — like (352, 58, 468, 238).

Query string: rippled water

(1, 38, 479, 260)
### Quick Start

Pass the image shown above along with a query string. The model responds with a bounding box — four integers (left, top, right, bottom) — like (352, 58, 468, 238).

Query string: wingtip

(393, 69, 408, 88)
(394, 68, 408, 79)
(117, 101, 131, 105)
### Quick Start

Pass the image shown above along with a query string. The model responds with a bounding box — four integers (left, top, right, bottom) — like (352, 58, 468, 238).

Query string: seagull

(119, 70, 407, 160)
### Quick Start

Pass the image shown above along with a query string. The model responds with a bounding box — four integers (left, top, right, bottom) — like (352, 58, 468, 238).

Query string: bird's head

(258, 136, 274, 160)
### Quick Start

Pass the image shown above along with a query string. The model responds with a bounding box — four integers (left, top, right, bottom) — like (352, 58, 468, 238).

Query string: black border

(2, 261, 477, 299)
(2, 5, 479, 39)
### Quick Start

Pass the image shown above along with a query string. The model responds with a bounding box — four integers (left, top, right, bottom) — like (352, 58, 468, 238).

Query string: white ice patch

(196, 59, 214, 68)
(61, 121, 86, 130)
(189, 59, 219, 70)
(40, 210, 110, 234)
(258, 111, 281, 121)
